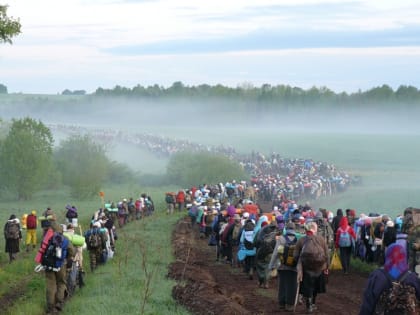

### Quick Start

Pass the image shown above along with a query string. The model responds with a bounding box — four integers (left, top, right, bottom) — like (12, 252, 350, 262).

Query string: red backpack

(26, 214, 37, 229)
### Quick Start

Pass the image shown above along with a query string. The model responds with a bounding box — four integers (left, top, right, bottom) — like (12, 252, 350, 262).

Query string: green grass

(350, 257, 377, 275)
(0, 185, 190, 315)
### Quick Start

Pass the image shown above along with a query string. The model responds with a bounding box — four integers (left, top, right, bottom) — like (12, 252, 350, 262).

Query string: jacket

(359, 269, 420, 315)
(335, 217, 356, 248)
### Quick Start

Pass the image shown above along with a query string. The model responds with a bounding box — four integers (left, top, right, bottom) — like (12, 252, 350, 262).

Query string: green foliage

(93, 82, 420, 107)
(0, 83, 7, 93)
(61, 89, 86, 95)
(54, 135, 109, 199)
(166, 151, 247, 187)
(0, 5, 21, 44)
(0, 117, 53, 200)
(349, 257, 377, 274)
(106, 160, 137, 184)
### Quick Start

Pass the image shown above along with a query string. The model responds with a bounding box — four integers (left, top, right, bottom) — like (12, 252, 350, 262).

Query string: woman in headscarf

(359, 243, 420, 315)
(4, 214, 22, 263)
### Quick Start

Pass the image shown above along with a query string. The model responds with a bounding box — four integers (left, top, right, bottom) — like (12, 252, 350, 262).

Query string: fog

(1, 96, 419, 213)
(1, 97, 419, 136)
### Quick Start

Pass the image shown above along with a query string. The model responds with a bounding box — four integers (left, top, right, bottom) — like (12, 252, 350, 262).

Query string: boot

(306, 297, 314, 314)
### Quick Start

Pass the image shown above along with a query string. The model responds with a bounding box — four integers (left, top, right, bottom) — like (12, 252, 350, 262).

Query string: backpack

(300, 236, 327, 273)
(280, 234, 298, 267)
(117, 207, 125, 216)
(88, 230, 102, 249)
(26, 215, 37, 229)
(41, 232, 67, 271)
(243, 221, 256, 250)
(6, 222, 20, 239)
(66, 209, 77, 219)
(165, 194, 174, 203)
(232, 224, 241, 242)
(338, 227, 352, 247)
(376, 270, 418, 315)
(257, 226, 278, 258)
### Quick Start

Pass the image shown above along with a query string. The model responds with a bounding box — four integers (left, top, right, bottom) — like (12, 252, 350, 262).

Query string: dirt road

(169, 217, 367, 315)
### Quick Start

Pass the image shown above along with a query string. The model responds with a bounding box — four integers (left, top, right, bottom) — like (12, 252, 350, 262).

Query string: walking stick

(293, 280, 300, 313)
(294, 259, 303, 313)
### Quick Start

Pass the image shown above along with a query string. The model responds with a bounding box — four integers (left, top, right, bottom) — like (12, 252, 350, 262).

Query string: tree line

(94, 82, 420, 107)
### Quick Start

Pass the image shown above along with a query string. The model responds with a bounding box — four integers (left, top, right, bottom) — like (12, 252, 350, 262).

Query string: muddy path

(169, 217, 367, 315)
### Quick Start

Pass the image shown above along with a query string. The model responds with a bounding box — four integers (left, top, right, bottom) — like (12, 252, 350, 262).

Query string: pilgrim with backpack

(4, 214, 22, 263)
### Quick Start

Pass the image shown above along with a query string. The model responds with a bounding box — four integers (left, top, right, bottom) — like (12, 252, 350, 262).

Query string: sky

(1, 0, 420, 94)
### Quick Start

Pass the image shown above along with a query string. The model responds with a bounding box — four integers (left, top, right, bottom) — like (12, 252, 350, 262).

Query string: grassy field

(0, 185, 190, 315)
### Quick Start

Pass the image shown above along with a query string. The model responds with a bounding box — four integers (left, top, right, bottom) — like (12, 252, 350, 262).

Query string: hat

(31, 210, 37, 215)
(386, 220, 394, 228)
(93, 221, 101, 228)
(242, 212, 250, 219)
(233, 214, 241, 220)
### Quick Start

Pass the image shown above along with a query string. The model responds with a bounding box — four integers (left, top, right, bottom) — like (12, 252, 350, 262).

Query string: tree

(0, 83, 7, 93)
(0, 5, 21, 44)
(54, 135, 109, 199)
(0, 118, 53, 200)
(166, 151, 247, 187)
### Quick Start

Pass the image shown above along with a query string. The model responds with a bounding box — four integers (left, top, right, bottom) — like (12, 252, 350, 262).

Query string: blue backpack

(338, 227, 352, 247)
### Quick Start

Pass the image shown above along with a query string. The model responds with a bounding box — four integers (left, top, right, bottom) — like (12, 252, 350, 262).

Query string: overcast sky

(1, 0, 420, 94)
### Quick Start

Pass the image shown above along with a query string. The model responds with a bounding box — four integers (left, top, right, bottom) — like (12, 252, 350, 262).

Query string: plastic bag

(330, 249, 343, 271)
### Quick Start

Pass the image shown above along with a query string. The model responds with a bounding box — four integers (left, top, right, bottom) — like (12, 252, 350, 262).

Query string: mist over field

(1, 96, 419, 215)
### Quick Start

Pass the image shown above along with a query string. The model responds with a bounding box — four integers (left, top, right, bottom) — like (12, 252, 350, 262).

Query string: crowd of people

(3, 193, 154, 314)
(175, 181, 420, 314)
(49, 123, 356, 203)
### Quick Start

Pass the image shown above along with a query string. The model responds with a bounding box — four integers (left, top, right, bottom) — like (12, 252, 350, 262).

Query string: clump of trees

(0, 83, 7, 94)
(166, 151, 247, 188)
(0, 118, 53, 200)
(0, 118, 138, 200)
(54, 135, 110, 199)
(61, 89, 86, 95)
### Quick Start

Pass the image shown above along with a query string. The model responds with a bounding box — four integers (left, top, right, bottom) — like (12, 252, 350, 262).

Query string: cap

(93, 221, 101, 228)
(234, 214, 241, 220)
(242, 212, 250, 218)
(31, 210, 37, 215)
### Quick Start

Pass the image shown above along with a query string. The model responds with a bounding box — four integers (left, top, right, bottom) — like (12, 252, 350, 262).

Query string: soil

(169, 217, 368, 315)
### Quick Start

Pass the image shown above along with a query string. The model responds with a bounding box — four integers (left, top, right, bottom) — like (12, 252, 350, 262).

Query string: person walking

(359, 243, 420, 315)
(84, 221, 107, 272)
(335, 216, 356, 274)
(176, 190, 185, 212)
(269, 222, 299, 312)
(25, 210, 38, 252)
(294, 221, 329, 313)
(35, 208, 74, 314)
(4, 214, 22, 263)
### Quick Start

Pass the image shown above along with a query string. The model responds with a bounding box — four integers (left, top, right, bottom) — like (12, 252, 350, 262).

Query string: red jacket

(335, 216, 356, 248)
(176, 190, 185, 203)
